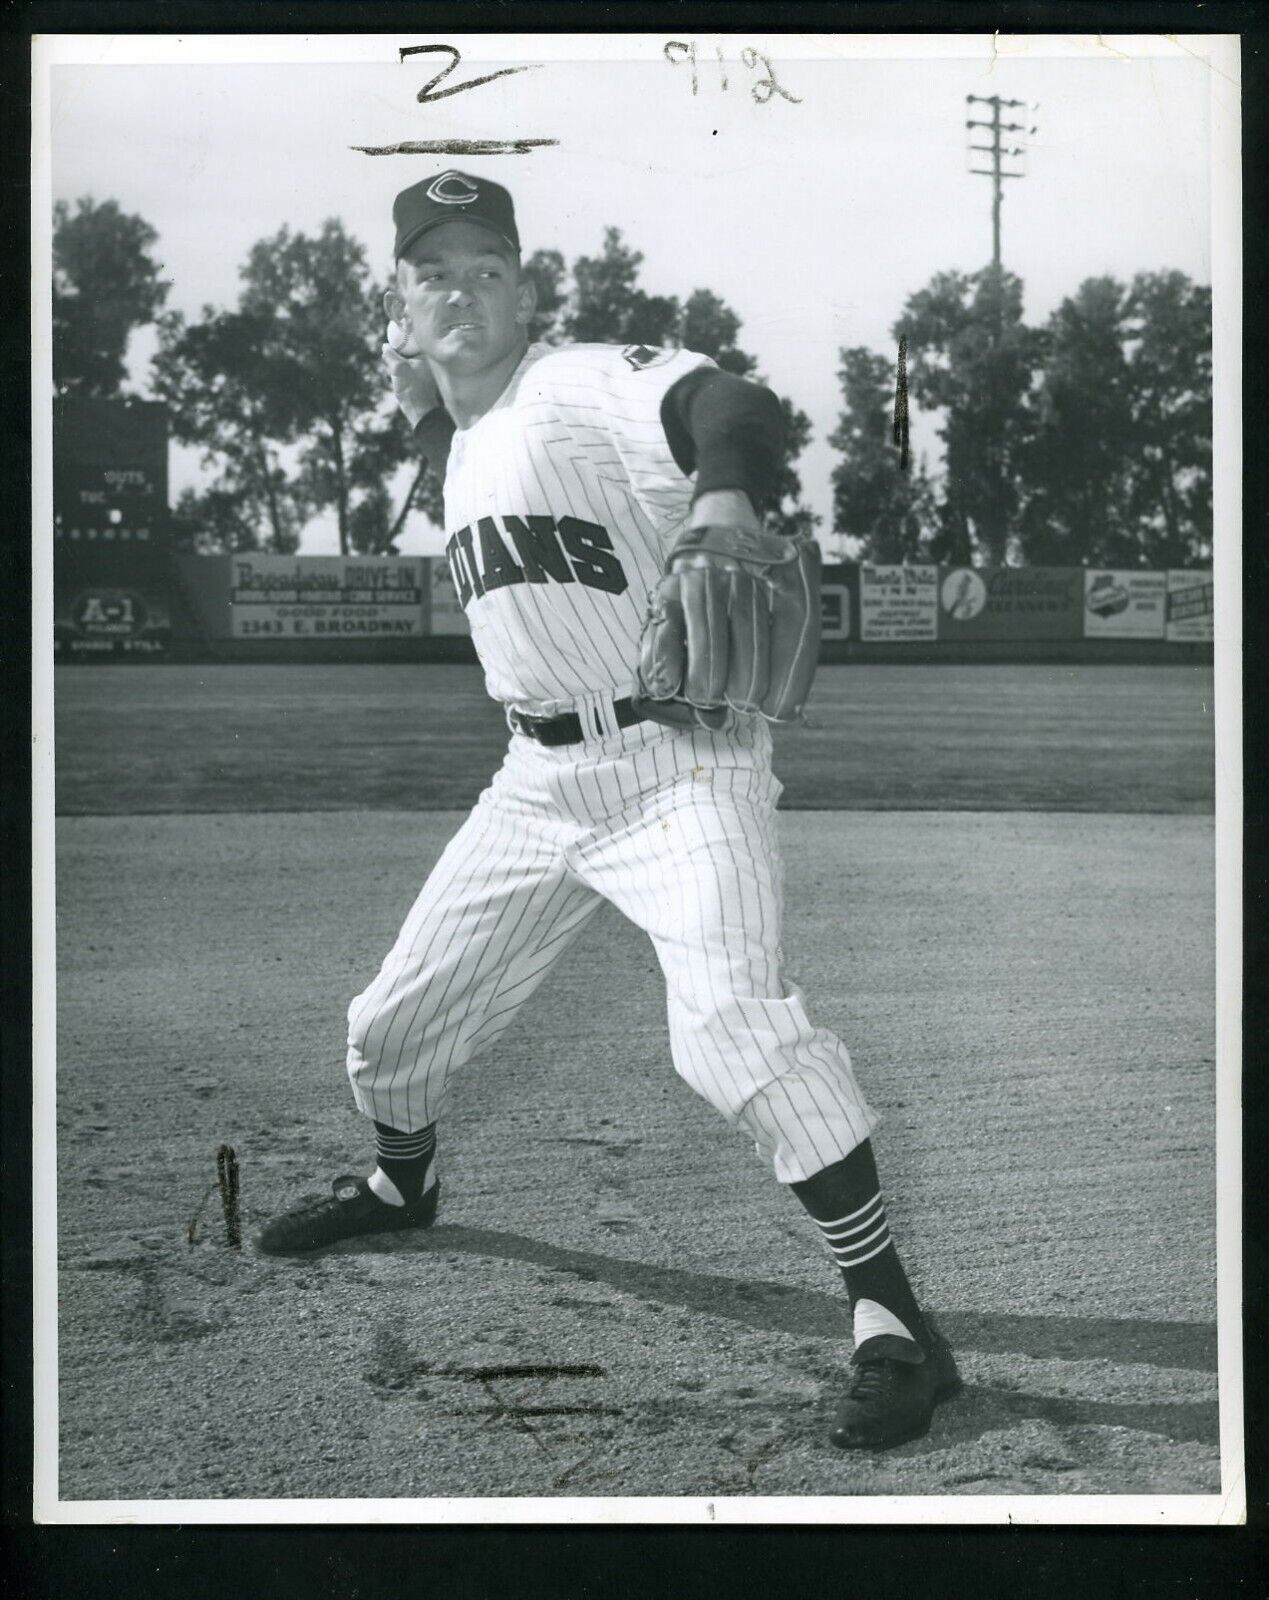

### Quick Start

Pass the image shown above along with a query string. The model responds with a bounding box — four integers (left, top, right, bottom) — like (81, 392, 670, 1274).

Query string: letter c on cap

(426, 171, 479, 205)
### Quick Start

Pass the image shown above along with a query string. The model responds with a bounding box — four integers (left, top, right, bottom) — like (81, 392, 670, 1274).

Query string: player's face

(391, 219, 534, 375)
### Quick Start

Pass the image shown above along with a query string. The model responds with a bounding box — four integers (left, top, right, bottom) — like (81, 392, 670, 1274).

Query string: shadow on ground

(305, 1219, 1220, 1376)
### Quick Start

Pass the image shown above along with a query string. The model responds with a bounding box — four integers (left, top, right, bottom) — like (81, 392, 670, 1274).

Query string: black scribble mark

(473, 1372, 548, 1450)
(187, 1145, 241, 1248)
(422, 1362, 606, 1380)
(352, 139, 558, 157)
(893, 335, 911, 472)
(414, 1360, 617, 1454)
(471, 1404, 622, 1419)
(217, 1145, 241, 1249)
(715, 46, 728, 92)
(400, 43, 538, 104)
(187, 1180, 217, 1246)
(739, 47, 802, 105)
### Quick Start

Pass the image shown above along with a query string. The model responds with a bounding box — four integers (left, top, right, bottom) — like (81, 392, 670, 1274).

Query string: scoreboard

(53, 398, 172, 659)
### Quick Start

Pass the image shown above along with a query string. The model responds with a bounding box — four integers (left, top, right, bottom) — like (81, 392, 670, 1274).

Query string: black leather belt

(511, 696, 645, 747)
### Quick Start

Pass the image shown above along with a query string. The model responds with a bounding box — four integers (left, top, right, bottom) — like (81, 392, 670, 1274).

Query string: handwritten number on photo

(351, 44, 555, 155)
(739, 48, 802, 105)
(665, 41, 801, 105)
(664, 41, 699, 94)
(399, 43, 538, 104)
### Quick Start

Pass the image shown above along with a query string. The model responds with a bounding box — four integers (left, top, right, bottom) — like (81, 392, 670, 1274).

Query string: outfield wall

(59, 553, 1213, 665)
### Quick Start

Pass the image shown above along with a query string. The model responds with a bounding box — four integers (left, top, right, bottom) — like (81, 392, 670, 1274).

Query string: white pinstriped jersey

(346, 338, 880, 1189)
(442, 341, 713, 715)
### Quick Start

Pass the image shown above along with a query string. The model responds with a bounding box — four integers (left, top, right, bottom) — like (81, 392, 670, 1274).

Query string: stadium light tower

(965, 95, 1038, 268)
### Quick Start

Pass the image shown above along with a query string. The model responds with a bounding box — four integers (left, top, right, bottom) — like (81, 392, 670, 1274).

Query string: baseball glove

(633, 521, 821, 731)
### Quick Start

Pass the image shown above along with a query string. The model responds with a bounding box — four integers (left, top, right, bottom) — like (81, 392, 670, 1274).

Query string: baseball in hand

(386, 318, 420, 357)
(382, 323, 440, 427)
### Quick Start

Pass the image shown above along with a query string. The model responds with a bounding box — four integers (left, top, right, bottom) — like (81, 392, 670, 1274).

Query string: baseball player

(257, 171, 960, 1450)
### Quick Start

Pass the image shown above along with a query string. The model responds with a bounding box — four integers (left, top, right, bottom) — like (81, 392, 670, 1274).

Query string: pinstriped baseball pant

(346, 714, 877, 1184)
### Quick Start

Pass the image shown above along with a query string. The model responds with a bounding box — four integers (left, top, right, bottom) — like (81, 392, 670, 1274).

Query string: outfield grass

(52, 661, 1215, 815)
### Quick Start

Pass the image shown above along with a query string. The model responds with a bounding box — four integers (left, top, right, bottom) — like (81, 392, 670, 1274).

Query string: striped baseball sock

(369, 1121, 437, 1207)
(791, 1141, 931, 1355)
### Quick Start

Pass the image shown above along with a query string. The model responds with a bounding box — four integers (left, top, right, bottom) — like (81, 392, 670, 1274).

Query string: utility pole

(965, 95, 1035, 268)
(961, 95, 1037, 567)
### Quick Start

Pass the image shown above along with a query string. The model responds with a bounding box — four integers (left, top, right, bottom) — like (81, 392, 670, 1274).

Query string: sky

(39, 33, 1225, 555)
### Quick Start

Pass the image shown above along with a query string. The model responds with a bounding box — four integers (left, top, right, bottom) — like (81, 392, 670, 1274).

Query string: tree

(53, 198, 169, 397)
(522, 248, 568, 344)
(152, 309, 309, 552)
(1018, 277, 1137, 565)
(154, 221, 420, 555)
(898, 266, 1041, 565)
(169, 484, 275, 555)
(562, 228, 681, 346)
(1019, 271, 1211, 567)
(238, 223, 414, 554)
(829, 347, 938, 561)
(1120, 271, 1212, 567)
(680, 289, 758, 377)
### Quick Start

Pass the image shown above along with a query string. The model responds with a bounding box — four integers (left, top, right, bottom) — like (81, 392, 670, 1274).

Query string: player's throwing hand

(381, 331, 441, 430)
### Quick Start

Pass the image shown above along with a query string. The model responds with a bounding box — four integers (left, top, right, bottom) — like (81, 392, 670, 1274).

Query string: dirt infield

(54, 803, 1217, 1503)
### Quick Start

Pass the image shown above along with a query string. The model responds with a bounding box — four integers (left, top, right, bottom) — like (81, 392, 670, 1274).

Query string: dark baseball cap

(393, 171, 520, 260)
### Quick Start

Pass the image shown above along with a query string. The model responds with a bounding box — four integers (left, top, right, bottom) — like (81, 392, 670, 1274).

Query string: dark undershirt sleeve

(411, 407, 456, 476)
(659, 368, 786, 514)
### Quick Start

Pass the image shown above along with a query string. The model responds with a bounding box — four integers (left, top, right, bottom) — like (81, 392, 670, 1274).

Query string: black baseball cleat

(829, 1329, 962, 1450)
(256, 1174, 441, 1255)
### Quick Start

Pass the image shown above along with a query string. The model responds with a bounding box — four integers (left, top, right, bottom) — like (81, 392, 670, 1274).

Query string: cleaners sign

(938, 567, 1083, 640)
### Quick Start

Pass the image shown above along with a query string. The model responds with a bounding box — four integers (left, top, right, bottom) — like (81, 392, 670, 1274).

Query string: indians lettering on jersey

(445, 515, 628, 605)
(441, 342, 714, 714)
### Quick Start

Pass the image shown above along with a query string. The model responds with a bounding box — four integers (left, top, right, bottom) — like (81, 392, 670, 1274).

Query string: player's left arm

(634, 369, 822, 729)
(658, 367, 785, 522)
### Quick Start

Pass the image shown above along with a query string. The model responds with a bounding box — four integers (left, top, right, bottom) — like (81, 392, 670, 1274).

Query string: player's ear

(514, 270, 537, 327)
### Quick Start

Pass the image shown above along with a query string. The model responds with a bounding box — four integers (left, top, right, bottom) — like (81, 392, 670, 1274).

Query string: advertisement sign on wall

(860, 564, 939, 641)
(938, 566, 1084, 640)
(1082, 570, 1167, 638)
(1165, 570, 1214, 641)
(229, 556, 426, 638)
(53, 547, 172, 659)
(819, 563, 855, 642)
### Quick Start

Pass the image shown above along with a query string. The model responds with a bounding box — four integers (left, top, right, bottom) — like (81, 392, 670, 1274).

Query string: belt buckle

(510, 708, 544, 742)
